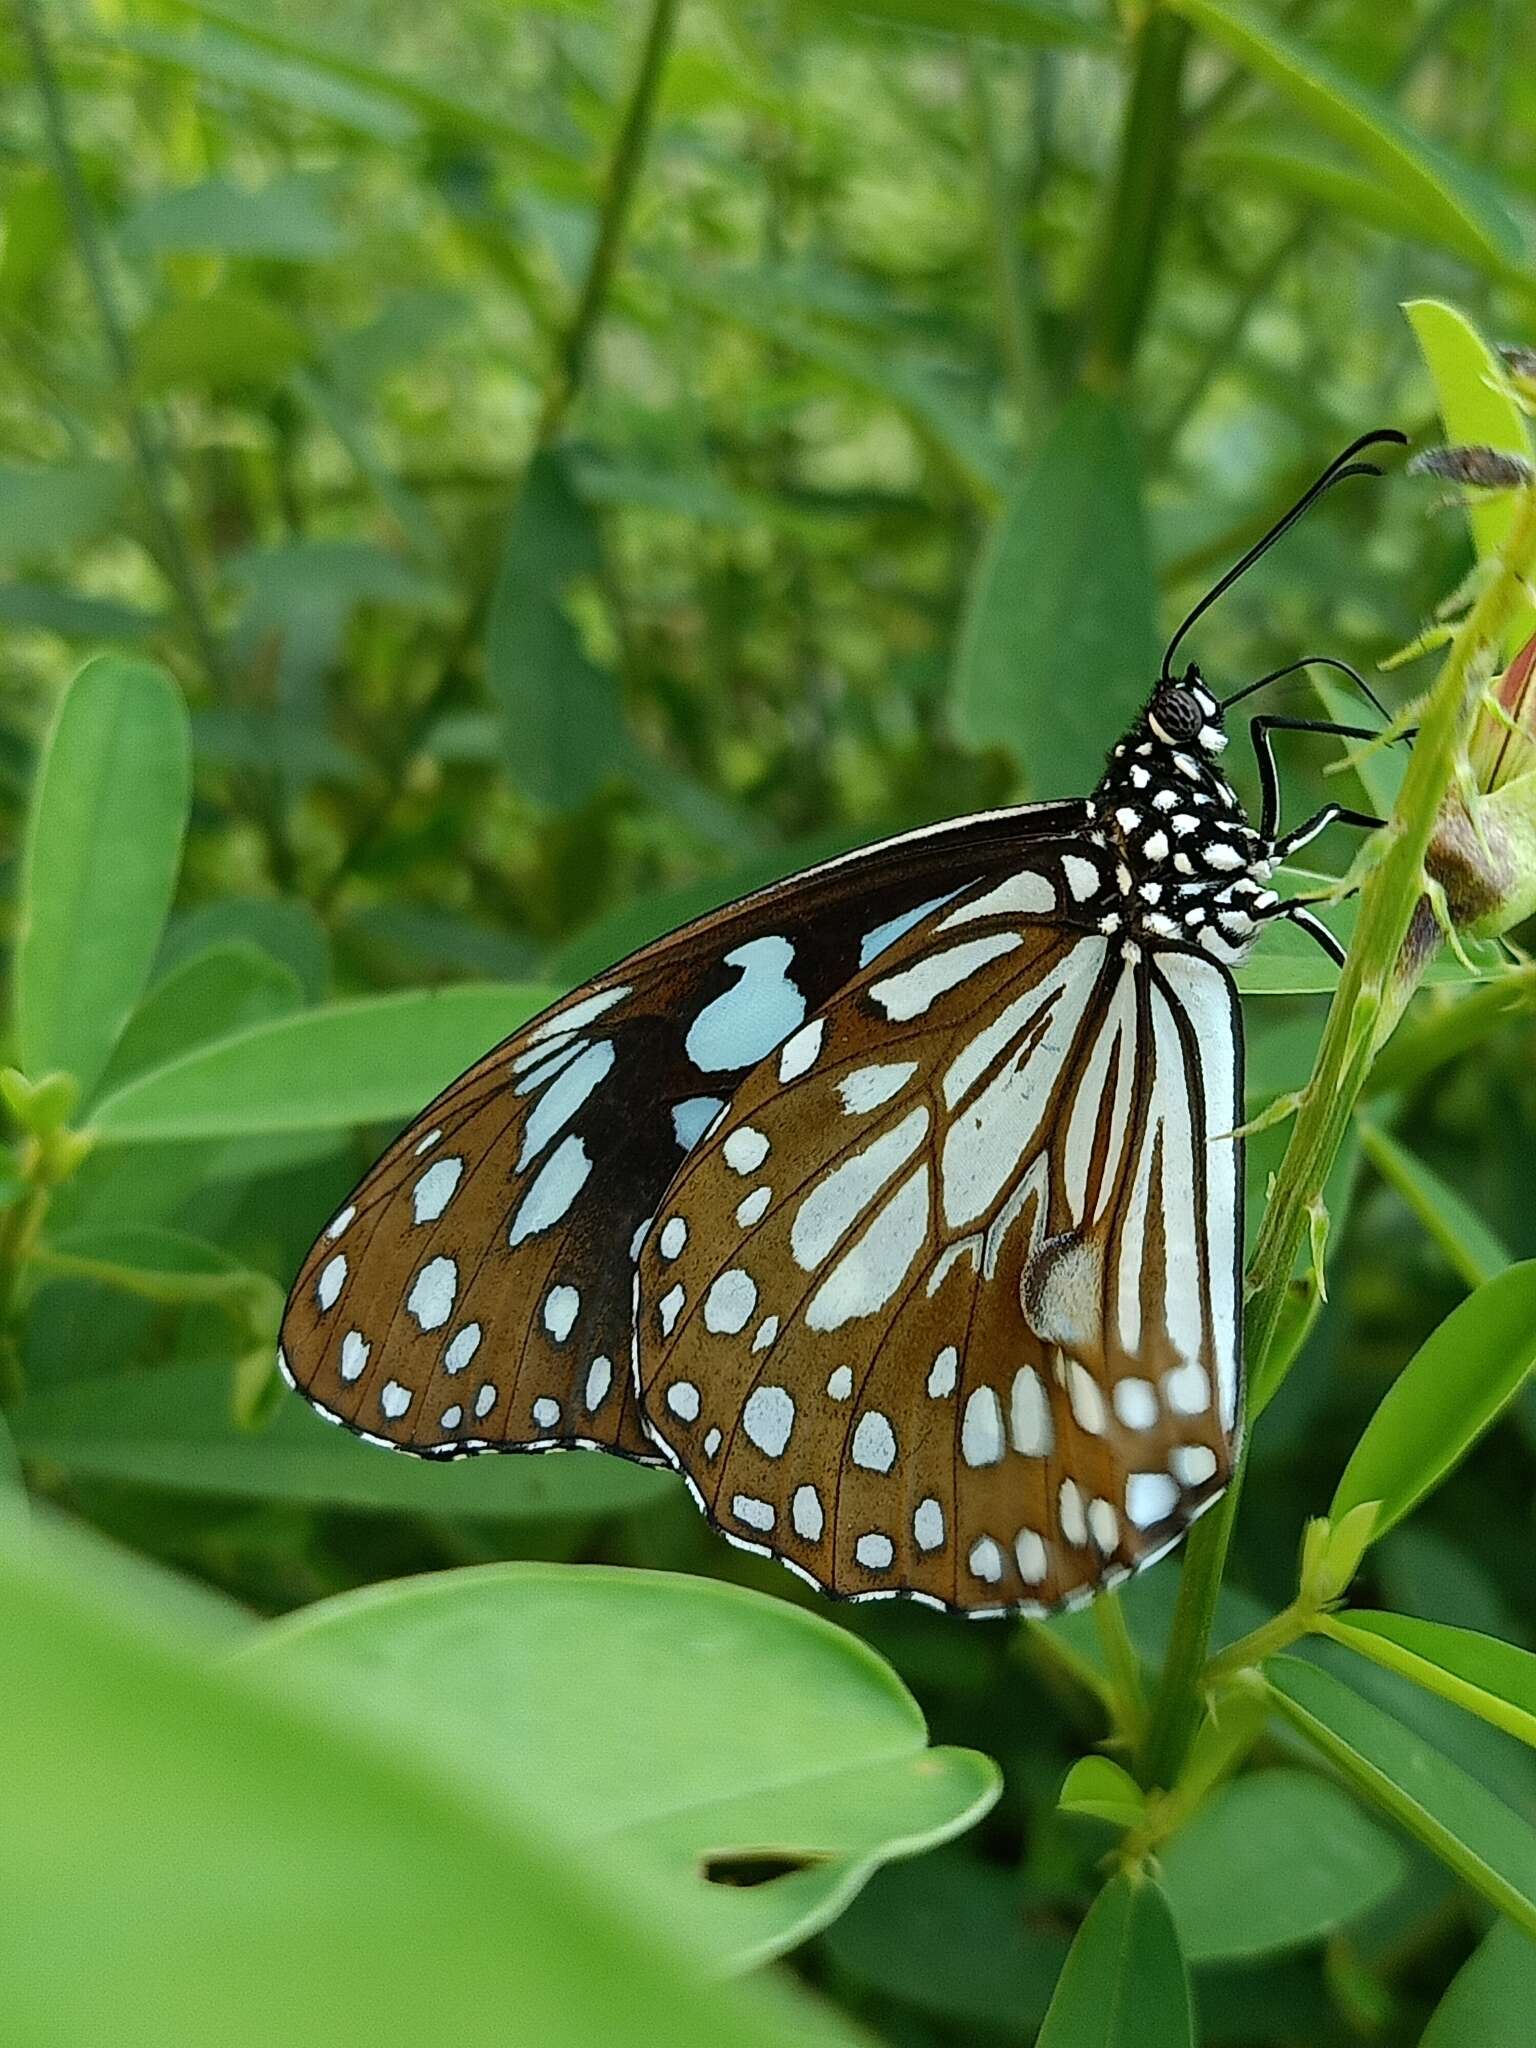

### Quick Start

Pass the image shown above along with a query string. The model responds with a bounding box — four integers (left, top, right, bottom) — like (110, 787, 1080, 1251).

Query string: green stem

(1093, 1589, 1147, 1745)
(1079, 11, 1192, 388)
(1200, 1600, 1315, 1688)
(1138, 479, 1536, 1789)
(15, 0, 226, 690)
(965, 49, 1040, 422)
(534, 0, 681, 446)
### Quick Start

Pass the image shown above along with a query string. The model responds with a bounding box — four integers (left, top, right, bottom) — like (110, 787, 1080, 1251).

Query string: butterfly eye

(1151, 686, 1204, 742)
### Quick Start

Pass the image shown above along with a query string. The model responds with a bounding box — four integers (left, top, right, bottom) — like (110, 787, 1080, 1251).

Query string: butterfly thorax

(1082, 671, 1278, 966)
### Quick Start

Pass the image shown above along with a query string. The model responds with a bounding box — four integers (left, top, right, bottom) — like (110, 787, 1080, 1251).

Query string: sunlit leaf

(1330, 1262, 1536, 1540)
(87, 985, 560, 1142)
(16, 657, 191, 1098)
(240, 1564, 1001, 1972)
(1266, 1657, 1536, 1939)
(1165, 0, 1525, 273)
(135, 289, 310, 393)
(1157, 1769, 1406, 1961)
(951, 395, 1159, 799)
(1326, 1612, 1536, 1753)
(0, 1520, 861, 2048)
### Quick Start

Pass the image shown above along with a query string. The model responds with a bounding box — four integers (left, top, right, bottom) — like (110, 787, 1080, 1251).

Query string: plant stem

(15, 0, 226, 691)
(1138, 479, 1536, 1789)
(965, 50, 1041, 424)
(534, 0, 681, 447)
(1200, 1601, 1315, 1688)
(1079, 11, 1192, 389)
(1093, 1590, 1147, 1745)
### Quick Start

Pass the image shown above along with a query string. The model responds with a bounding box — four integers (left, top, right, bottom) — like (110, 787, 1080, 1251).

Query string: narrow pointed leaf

(1037, 1872, 1193, 2048)
(1266, 1657, 1536, 1938)
(16, 658, 191, 1098)
(1330, 1263, 1536, 1540)
(1327, 1612, 1536, 1753)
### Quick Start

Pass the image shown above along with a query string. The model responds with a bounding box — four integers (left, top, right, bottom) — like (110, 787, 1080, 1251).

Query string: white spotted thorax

(1085, 668, 1278, 967)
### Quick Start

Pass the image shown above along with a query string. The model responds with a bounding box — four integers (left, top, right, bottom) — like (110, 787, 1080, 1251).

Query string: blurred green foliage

(3, 1, 1536, 2043)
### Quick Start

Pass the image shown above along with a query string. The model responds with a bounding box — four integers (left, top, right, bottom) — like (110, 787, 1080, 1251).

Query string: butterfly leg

(1250, 714, 1390, 844)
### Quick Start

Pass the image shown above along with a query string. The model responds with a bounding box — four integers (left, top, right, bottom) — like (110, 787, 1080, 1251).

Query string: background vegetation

(4, 1, 1536, 2043)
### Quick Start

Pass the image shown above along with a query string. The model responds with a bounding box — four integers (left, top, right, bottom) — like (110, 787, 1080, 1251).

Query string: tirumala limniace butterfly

(281, 429, 1407, 1619)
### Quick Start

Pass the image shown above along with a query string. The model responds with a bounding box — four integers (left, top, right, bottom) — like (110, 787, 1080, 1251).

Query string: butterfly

(279, 430, 1406, 1619)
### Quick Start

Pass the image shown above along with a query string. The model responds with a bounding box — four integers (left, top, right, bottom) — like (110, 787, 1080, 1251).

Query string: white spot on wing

(723, 1126, 769, 1175)
(826, 1366, 852, 1400)
(1114, 1378, 1158, 1430)
(317, 1255, 346, 1312)
(686, 937, 805, 1073)
(380, 1380, 411, 1420)
(508, 1134, 591, 1244)
(743, 1385, 795, 1458)
(962, 1386, 1004, 1467)
(792, 1485, 824, 1541)
(528, 984, 629, 1043)
(1127, 1470, 1179, 1527)
(940, 869, 1055, 925)
(777, 1017, 824, 1082)
(837, 1061, 917, 1115)
(326, 1206, 355, 1240)
(532, 1395, 560, 1428)
(412, 1157, 463, 1224)
(443, 1323, 481, 1374)
(858, 893, 956, 967)
(543, 1285, 580, 1341)
(1172, 1444, 1218, 1487)
(791, 1107, 928, 1272)
(673, 1096, 725, 1150)
(928, 1346, 958, 1398)
(407, 1256, 457, 1331)
(659, 1216, 688, 1260)
(517, 1041, 615, 1169)
(339, 1330, 370, 1382)
(667, 1380, 700, 1422)
(804, 1166, 928, 1332)
(735, 1186, 772, 1228)
(852, 1410, 897, 1473)
(474, 1382, 497, 1419)
(913, 1498, 944, 1551)
(1015, 1529, 1048, 1583)
(658, 1284, 686, 1336)
(1009, 1366, 1052, 1455)
(732, 1493, 775, 1532)
(856, 1532, 894, 1570)
(585, 1357, 612, 1410)
(968, 1536, 1003, 1583)
(704, 1268, 757, 1334)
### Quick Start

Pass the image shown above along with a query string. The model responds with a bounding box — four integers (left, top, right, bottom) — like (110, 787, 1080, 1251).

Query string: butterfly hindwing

(279, 803, 1089, 1462)
(635, 862, 1242, 1615)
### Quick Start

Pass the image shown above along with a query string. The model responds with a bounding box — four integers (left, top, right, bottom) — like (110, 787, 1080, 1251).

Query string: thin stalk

(1199, 1601, 1314, 1689)
(534, 0, 682, 447)
(1138, 481, 1536, 1789)
(965, 49, 1040, 423)
(1079, 12, 1192, 388)
(15, 0, 225, 690)
(1093, 1590, 1147, 1746)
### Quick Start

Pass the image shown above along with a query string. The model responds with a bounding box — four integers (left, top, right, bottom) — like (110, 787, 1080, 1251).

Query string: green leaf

(1421, 1921, 1536, 2047)
(791, 0, 1113, 53)
(1327, 1612, 1536, 1753)
(1356, 1118, 1511, 1288)
(1037, 1872, 1193, 2048)
(1058, 1756, 1147, 1828)
(120, 173, 345, 260)
(16, 657, 191, 1098)
(0, 461, 127, 565)
(950, 395, 1159, 799)
(1407, 299, 1536, 657)
(1329, 1261, 1536, 1541)
(820, 1847, 1070, 2031)
(1157, 1769, 1406, 1962)
(135, 288, 310, 393)
(1193, 131, 1446, 253)
(238, 1563, 1000, 1972)
(1266, 1657, 1536, 1939)
(10, 1360, 672, 1519)
(487, 450, 632, 808)
(87, 984, 560, 1143)
(93, 944, 303, 1102)
(1164, 1, 1525, 273)
(105, 25, 420, 143)
(159, 897, 332, 1002)
(0, 1519, 861, 2048)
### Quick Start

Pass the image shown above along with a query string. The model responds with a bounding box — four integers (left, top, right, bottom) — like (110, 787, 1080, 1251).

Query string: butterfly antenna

(1161, 428, 1408, 683)
(1220, 654, 1390, 720)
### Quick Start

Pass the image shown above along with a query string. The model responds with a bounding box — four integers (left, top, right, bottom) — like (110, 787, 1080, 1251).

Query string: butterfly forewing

(635, 865, 1241, 1616)
(280, 803, 1089, 1462)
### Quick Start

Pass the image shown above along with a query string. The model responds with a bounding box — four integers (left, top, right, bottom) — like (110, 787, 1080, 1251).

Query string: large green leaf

(1421, 1921, 1536, 2047)
(0, 1521, 860, 2048)
(1266, 1657, 1536, 1938)
(1157, 1769, 1406, 1962)
(87, 984, 560, 1142)
(238, 1563, 1001, 1972)
(950, 395, 1159, 799)
(1327, 1612, 1536, 1753)
(0, 461, 127, 564)
(1165, 1, 1525, 273)
(820, 1847, 1069, 2030)
(11, 1360, 672, 1518)
(486, 450, 633, 808)
(1036, 1872, 1193, 2048)
(92, 944, 304, 1103)
(16, 657, 191, 1098)
(1330, 1262, 1536, 1541)
(121, 174, 345, 260)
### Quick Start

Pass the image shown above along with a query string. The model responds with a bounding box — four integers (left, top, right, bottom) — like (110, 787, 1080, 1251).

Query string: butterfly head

(1146, 667, 1225, 754)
